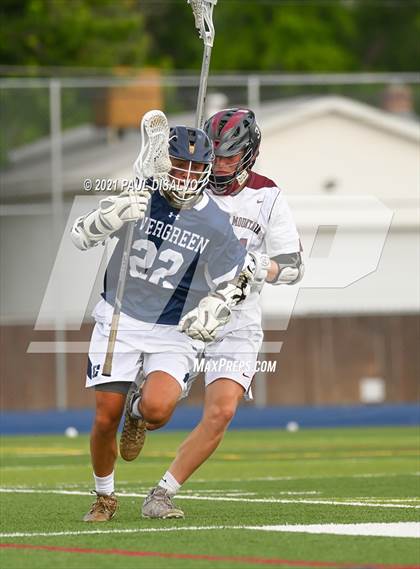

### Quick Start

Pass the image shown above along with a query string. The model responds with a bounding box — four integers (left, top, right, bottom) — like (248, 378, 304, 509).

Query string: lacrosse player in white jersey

(70, 124, 268, 522)
(140, 108, 303, 519)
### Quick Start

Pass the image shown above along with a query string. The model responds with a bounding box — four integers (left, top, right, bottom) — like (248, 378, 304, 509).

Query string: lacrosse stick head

(133, 110, 171, 185)
(187, 0, 217, 47)
(161, 126, 214, 209)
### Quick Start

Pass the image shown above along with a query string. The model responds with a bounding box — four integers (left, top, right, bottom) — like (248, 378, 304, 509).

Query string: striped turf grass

(0, 427, 419, 568)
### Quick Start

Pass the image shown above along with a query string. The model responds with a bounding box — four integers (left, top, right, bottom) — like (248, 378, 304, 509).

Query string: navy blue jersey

(102, 191, 246, 324)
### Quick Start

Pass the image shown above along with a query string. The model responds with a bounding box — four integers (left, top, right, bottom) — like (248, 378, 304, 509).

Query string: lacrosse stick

(187, 0, 218, 128)
(102, 110, 171, 376)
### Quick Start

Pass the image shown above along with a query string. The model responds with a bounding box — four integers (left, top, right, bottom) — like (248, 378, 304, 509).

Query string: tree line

(1, 0, 419, 73)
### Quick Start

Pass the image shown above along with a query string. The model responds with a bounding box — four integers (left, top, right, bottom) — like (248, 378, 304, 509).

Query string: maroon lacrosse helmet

(204, 108, 261, 195)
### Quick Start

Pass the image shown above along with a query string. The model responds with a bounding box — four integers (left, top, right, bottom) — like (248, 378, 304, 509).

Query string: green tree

(211, 3, 358, 71)
(139, 1, 202, 70)
(1, 1, 418, 73)
(355, 3, 420, 71)
(140, 1, 419, 73)
(0, 0, 149, 69)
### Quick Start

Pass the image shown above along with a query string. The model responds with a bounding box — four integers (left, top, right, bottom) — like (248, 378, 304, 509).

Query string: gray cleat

(142, 486, 184, 519)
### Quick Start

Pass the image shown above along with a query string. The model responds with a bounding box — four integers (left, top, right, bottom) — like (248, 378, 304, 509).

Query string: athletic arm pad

(268, 252, 304, 285)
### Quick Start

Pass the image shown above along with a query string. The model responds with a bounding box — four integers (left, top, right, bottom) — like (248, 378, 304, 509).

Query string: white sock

(130, 393, 143, 419)
(94, 471, 115, 496)
(158, 471, 181, 497)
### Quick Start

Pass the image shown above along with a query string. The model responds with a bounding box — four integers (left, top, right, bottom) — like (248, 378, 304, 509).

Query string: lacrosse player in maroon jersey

(139, 108, 304, 518)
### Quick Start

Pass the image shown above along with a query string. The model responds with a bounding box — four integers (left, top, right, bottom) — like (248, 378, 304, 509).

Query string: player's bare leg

(120, 371, 182, 461)
(83, 391, 125, 522)
(141, 371, 182, 426)
(169, 379, 244, 483)
(142, 378, 243, 519)
(91, 391, 125, 475)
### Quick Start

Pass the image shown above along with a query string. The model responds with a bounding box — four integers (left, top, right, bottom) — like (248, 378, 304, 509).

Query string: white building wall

(1, 107, 419, 325)
(255, 110, 420, 319)
(0, 206, 106, 325)
(261, 224, 420, 320)
(259, 114, 419, 200)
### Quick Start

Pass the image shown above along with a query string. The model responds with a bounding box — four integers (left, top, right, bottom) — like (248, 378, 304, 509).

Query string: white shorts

(203, 326, 263, 395)
(86, 300, 203, 393)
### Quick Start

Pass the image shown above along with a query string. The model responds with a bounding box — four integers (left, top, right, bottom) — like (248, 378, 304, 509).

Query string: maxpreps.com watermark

(193, 359, 277, 374)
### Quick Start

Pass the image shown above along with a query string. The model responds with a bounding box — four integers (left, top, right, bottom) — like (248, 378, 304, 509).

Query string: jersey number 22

(129, 239, 184, 289)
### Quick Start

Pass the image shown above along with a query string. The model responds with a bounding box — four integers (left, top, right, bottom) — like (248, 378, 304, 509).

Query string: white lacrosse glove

(71, 189, 152, 250)
(247, 251, 271, 285)
(98, 189, 151, 232)
(178, 295, 232, 343)
(178, 251, 271, 342)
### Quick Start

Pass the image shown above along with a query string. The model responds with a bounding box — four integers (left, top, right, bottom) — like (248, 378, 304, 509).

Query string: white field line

(0, 484, 321, 497)
(344, 498, 420, 503)
(0, 526, 226, 538)
(1, 487, 419, 509)
(2, 485, 413, 502)
(0, 522, 418, 539)
(252, 522, 420, 539)
(190, 472, 420, 483)
(182, 486, 320, 492)
(1, 467, 419, 482)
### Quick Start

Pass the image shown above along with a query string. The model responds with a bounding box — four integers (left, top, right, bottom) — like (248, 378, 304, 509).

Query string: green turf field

(0, 426, 419, 568)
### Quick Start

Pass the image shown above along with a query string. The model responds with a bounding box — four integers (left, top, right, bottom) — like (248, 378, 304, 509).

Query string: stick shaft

(195, 44, 213, 128)
(102, 313, 120, 376)
(102, 220, 135, 376)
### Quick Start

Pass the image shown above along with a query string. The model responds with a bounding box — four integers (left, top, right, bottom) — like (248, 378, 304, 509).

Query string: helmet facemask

(209, 145, 257, 196)
(204, 108, 261, 196)
(162, 157, 212, 208)
(161, 126, 214, 208)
